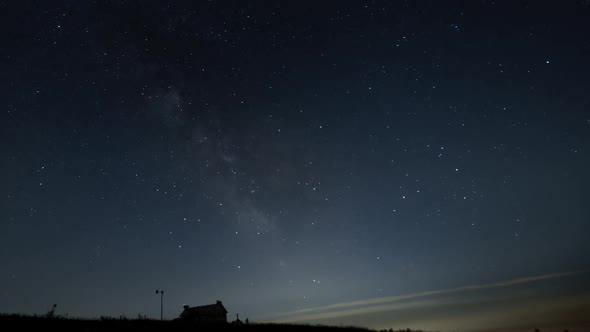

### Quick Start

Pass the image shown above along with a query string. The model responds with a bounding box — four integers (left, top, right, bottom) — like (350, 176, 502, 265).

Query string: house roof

(180, 301, 228, 317)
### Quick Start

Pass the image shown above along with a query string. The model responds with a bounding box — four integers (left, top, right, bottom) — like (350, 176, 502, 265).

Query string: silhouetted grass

(0, 314, 425, 332)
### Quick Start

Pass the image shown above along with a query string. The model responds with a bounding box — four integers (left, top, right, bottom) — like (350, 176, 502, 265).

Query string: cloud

(272, 299, 442, 323)
(271, 271, 581, 322)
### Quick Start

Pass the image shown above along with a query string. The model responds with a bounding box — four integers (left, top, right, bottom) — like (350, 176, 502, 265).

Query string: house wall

(193, 313, 226, 323)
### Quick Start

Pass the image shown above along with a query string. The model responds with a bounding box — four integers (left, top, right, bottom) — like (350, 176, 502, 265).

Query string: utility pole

(155, 289, 164, 320)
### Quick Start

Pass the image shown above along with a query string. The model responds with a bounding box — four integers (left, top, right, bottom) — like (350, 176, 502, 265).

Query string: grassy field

(0, 314, 428, 332)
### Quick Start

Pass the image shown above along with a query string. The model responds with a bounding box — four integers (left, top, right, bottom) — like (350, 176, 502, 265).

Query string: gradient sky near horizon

(1, 1, 589, 331)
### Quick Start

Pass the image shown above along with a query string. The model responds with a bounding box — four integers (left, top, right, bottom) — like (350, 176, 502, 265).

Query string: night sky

(1, 1, 590, 331)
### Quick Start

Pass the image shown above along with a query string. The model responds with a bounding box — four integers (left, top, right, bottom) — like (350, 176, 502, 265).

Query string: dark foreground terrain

(0, 314, 426, 332)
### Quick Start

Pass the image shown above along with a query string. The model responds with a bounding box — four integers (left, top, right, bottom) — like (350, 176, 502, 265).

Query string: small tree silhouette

(46, 304, 57, 318)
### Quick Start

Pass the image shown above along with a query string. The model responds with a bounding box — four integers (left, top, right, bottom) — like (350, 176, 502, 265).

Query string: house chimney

(216, 300, 222, 305)
(183, 305, 189, 310)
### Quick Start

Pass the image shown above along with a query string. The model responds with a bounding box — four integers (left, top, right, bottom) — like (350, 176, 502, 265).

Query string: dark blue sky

(1, 1, 589, 331)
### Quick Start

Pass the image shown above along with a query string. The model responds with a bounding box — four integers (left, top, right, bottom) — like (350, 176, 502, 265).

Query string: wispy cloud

(272, 271, 580, 322)
(275, 299, 442, 323)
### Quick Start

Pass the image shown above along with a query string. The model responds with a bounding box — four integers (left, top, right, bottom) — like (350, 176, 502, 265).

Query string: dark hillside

(0, 314, 383, 332)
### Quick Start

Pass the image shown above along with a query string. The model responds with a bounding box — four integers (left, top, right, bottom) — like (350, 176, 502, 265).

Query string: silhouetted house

(179, 301, 228, 324)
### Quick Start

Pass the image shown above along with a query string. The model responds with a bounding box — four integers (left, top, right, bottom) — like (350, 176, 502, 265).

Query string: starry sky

(1, 1, 590, 331)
